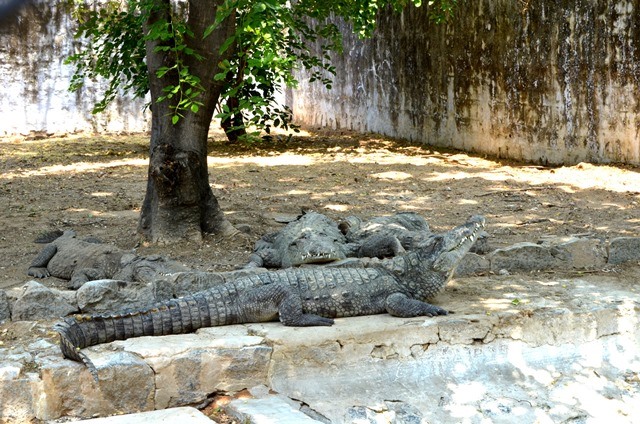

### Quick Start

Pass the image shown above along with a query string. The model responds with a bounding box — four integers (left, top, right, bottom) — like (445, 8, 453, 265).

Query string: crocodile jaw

(432, 215, 485, 272)
(285, 245, 347, 267)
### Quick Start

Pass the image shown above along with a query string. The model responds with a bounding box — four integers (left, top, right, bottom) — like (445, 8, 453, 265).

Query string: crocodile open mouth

(291, 250, 345, 265)
(434, 215, 486, 271)
(448, 217, 485, 251)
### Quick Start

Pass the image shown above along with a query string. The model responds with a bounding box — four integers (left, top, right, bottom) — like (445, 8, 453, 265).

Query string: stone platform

(1, 273, 639, 423)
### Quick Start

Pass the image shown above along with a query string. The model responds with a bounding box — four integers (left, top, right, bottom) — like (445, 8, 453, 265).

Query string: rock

(235, 223, 252, 234)
(76, 280, 163, 314)
(37, 352, 155, 421)
(438, 315, 497, 345)
(117, 327, 272, 409)
(2, 275, 640, 423)
(489, 242, 568, 272)
(538, 236, 607, 269)
(226, 396, 324, 424)
(607, 237, 640, 264)
(0, 290, 10, 322)
(264, 309, 640, 424)
(0, 364, 41, 423)
(72, 407, 213, 424)
(345, 401, 425, 424)
(344, 405, 385, 423)
(11, 281, 77, 321)
(455, 252, 490, 276)
(470, 231, 492, 254)
(559, 237, 607, 268)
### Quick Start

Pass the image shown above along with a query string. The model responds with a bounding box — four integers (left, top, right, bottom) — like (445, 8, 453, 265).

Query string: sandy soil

(1, 129, 639, 422)
(1, 129, 639, 293)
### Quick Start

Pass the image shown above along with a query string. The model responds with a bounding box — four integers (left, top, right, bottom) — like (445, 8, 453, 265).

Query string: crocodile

(27, 230, 188, 289)
(55, 215, 485, 379)
(339, 212, 432, 258)
(243, 211, 434, 268)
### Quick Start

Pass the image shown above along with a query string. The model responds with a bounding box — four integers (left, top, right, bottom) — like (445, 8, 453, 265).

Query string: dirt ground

(1, 129, 639, 422)
(1, 128, 639, 293)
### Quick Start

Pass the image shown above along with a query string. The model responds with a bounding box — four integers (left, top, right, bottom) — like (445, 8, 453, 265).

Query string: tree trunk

(138, 0, 237, 243)
(221, 94, 247, 143)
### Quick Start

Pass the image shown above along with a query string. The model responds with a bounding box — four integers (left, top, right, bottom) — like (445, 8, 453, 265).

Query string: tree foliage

(66, 0, 456, 137)
(64, 0, 456, 243)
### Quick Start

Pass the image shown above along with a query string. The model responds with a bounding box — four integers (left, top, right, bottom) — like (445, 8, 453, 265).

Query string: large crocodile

(55, 215, 485, 379)
(244, 211, 433, 268)
(27, 230, 188, 289)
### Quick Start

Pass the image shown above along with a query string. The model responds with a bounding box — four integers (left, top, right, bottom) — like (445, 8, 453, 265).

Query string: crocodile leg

(384, 292, 449, 318)
(358, 234, 406, 259)
(238, 283, 335, 326)
(27, 244, 57, 278)
(69, 267, 108, 289)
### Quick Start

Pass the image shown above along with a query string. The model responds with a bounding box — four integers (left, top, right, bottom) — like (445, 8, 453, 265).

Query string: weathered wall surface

(0, 0, 149, 135)
(290, 1, 640, 165)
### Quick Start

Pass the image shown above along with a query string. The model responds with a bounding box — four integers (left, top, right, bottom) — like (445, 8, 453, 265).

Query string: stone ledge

(75, 407, 212, 424)
(1, 274, 639, 423)
(227, 396, 325, 424)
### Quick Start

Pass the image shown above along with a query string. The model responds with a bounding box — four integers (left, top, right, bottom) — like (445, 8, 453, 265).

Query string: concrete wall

(289, 0, 640, 165)
(3, 0, 640, 166)
(0, 0, 149, 135)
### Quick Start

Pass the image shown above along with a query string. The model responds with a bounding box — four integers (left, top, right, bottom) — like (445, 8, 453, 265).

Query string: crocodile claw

(27, 267, 50, 278)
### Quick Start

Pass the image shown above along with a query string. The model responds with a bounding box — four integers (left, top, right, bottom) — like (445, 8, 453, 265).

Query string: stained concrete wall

(290, 0, 640, 165)
(4, 1, 640, 166)
(0, 0, 149, 135)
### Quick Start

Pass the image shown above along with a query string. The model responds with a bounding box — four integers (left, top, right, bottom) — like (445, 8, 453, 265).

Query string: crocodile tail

(54, 293, 217, 380)
(54, 318, 101, 380)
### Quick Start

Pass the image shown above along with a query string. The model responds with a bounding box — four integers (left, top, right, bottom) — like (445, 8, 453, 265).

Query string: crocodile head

(389, 215, 484, 276)
(423, 215, 486, 273)
(277, 212, 348, 268)
(385, 215, 486, 300)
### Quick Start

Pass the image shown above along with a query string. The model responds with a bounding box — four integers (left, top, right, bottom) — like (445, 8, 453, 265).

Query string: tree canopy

(67, 0, 455, 139)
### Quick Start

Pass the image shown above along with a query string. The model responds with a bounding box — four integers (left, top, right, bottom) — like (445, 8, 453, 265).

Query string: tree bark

(138, 0, 237, 243)
(221, 94, 247, 143)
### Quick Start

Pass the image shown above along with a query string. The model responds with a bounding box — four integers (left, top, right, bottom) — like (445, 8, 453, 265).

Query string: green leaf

(219, 35, 235, 54)
(156, 66, 173, 78)
(171, 115, 179, 125)
(203, 23, 218, 39)
(190, 104, 200, 113)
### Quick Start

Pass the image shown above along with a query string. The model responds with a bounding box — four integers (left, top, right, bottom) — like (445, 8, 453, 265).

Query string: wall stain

(0, 0, 149, 135)
(291, 0, 640, 165)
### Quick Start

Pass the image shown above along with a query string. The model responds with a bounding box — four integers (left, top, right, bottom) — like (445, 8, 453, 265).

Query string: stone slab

(75, 407, 211, 423)
(489, 242, 565, 272)
(538, 236, 607, 269)
(110, 329, 271, 409)
(226, 396, 324, 424)
(454, 252, 490, 276)
(1, 273, 639, 423)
